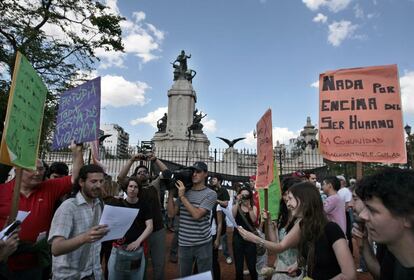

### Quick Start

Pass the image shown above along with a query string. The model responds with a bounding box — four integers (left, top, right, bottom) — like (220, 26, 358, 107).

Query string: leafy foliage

(0, 0, 124, 150)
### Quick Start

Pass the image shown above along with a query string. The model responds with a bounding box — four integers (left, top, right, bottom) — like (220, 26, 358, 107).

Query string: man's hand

(82, 225, 109, 243)
(214, 237, 220, 249)
(126, 240, 141, 251)
(176, 180, 186, 198)
(130, 154, 144, 162)
(0, 232, 19, 261)
(69, 140, 82, 153)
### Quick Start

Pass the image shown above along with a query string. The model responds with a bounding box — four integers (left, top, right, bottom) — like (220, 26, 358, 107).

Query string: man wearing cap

(167, 161, 217, 277)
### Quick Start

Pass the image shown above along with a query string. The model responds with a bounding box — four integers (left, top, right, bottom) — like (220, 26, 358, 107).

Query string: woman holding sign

(238, 182, 356, 280)
(105, 177, 153, 280)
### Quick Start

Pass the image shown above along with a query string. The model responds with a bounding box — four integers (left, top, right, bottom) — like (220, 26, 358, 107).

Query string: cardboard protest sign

(256, 109, 274, 189)
(52, 77, 101, 149)
(0, 52, 47, 169)
(259, 160, 281, 217)
(319, 64, 406, 163)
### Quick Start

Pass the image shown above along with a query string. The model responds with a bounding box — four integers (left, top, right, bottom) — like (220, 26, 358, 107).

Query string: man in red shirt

(0, 143, 83, 279)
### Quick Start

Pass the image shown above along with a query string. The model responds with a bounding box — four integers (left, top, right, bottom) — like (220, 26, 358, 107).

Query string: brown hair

(288, 181, 327, 275)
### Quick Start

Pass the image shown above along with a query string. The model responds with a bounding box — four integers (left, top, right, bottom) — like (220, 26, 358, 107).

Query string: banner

(259, 160, 281, 218)
(319, 65, 406, 163)
(0, 52, 47, 169)
(256, 109, 274, 189)
(52, 77, 101, 149)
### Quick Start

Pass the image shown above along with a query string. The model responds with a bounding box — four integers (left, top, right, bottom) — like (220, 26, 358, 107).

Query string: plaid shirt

(48, 192, 103, 280)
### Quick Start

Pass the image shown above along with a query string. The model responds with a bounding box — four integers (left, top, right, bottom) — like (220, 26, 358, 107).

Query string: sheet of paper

(99, 205, 139, 243)
(176, 271, 212, 280)
(219, 205, 238, 228)
(0, 210, 30, 240)
(16, 210, 30, 222)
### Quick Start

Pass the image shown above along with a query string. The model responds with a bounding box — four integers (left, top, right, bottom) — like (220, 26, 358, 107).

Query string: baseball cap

(336, 175, 346, 181)
(190, 161, 208, 172)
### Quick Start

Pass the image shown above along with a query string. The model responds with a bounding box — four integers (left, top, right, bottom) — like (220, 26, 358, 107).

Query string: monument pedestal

(152, 78, 210, 165)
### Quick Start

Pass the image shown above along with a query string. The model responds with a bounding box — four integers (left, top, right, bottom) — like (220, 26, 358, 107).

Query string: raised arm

(238, 219, 301, 254)
(176, 180, 208, 220)
(70, 141, 84, 184)
(117, 154, 140, 182)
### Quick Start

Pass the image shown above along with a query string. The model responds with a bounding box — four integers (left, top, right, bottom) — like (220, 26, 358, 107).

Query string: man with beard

(117, 153, 168, 280)
(48, 164, 109, 279)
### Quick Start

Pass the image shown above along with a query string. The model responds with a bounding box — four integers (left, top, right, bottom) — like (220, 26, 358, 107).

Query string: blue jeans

(108, 246, 145, 280)
(178, 241, 212, 277)
(220, 232, 231, 258)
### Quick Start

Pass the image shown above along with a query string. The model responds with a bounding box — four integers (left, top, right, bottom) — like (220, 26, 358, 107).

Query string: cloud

(97, 2, 165, 68)
(328, 20, 357, 46)
(302, 0, 352, 12)
(311, 81, 319, 88)
(313, 13, 328, 23)
(354, 4, 364, 19)
(201, 117, 217, 133)
(130, 107, 167, 127)
(243, 127, 299, 147)
(101, 75, 150, 108)
(401, 71, 414, 115)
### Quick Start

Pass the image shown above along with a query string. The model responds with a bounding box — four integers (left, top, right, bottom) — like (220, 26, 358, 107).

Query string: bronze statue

(157, 113, 167, 132)
(188, 109, 206, 132)
(171, 50, 196, 82)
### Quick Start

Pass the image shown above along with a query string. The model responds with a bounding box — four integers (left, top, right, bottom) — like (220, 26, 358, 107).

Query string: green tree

(0, 0, 124, 150)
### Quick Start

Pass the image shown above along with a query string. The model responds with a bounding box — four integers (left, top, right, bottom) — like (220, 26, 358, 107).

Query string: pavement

(146, 228, 374, 280)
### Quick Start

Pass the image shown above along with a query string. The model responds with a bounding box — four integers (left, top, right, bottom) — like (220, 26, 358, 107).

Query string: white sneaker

(243, 270, 249, 275)
(218, 245, 222, 250)
(225, 257, 233, 264)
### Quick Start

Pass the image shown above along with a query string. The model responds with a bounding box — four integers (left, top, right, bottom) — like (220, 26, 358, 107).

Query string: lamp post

(404, 124, 414, 169)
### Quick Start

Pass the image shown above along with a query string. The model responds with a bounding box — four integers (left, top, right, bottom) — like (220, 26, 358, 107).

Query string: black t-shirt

(141, 183, 164, 231)
(304, 222, 345, 280)
(104, 197, 151, 244)
(379, 247, 414, 280)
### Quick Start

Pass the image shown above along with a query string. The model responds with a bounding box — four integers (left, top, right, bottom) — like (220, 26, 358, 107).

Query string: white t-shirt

(338, 187, 352, 203)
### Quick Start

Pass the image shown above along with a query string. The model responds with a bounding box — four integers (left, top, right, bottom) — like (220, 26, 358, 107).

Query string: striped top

(178, 187, 217, 246)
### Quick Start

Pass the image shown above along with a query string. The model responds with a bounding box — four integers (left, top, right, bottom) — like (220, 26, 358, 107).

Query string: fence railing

(42, 146, 330, 179)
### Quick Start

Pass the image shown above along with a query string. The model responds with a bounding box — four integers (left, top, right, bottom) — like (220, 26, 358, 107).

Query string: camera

(163, 168, 194, 191)
(241, 194, 251, 201)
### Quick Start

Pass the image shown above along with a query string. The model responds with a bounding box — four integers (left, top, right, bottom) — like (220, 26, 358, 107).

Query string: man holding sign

(0, 142, 83, 279)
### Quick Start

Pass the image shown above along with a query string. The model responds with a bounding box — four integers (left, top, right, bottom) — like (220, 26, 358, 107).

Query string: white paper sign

(99, 205, 139, 242)
(0, 210, 30, 240)
(176, 271, 212, 280)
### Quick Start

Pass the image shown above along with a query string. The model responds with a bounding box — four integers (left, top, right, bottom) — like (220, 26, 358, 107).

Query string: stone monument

(152, 50, 210, 163)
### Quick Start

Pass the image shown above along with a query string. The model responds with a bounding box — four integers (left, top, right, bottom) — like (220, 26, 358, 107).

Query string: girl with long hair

(239, 181, 355, 280)
(232, 186, 258, 280)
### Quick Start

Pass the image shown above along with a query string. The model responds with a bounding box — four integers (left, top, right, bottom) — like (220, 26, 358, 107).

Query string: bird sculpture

(216, 137, 246, 148)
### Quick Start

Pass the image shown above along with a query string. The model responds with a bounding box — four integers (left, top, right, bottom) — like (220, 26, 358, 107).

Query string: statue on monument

(157, 113, 167, 132)
(189, 109, 206, 132)
(172, 50, 196, 82)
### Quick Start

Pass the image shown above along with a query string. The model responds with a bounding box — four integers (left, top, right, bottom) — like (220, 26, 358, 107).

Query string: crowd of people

(0, 144, 413, 280)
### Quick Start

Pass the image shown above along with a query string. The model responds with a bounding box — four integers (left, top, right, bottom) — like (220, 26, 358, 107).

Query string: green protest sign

(0, 52, 47, 169)
(259, 160, 282, 219)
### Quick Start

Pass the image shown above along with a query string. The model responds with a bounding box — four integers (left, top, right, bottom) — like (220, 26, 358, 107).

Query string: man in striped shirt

(168, 161, 217, 277)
